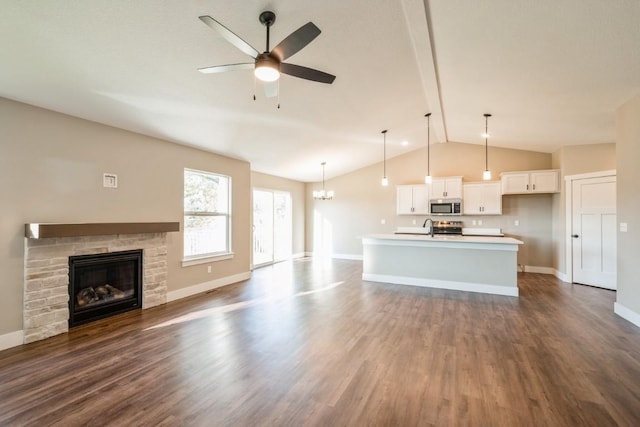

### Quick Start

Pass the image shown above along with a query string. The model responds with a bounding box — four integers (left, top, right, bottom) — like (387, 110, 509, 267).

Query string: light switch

(381, 219, 386, 225)
(620, 222, 628, 232)
(514, 220, 520, 226)
(412, 219, 416, 225)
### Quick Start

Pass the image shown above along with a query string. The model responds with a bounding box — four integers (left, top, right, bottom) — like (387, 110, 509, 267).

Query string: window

(183, 169, 231, 261)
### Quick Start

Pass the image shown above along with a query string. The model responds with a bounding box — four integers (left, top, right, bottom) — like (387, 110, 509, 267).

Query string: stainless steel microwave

(429, 199, 462, 215)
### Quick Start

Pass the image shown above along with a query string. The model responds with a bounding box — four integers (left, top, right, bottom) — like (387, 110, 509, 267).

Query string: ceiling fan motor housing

(255, 52, 280, 69)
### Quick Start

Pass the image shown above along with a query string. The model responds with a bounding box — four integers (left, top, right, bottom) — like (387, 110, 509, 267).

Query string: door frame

(251, 187, 292, 269)
(564, 169, 616, 284)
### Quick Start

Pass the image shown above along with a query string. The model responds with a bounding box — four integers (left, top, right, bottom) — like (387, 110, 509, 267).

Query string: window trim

(182, 168, 232, 263)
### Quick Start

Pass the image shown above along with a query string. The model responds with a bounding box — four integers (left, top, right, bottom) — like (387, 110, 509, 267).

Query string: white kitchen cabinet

(429, 176, 463, 199)
(396, 185, 430, 215)
(501, 170, 559, 194)
(463, 182, 502, 215)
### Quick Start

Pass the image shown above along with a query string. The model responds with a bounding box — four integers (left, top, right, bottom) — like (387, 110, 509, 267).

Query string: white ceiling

(1, 1, 639, 182)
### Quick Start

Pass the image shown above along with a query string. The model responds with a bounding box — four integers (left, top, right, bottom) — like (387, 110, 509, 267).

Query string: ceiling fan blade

(263, 81, 278, 98)
(199, 15, 260, 58)
(198, 63, 254, 74)
(271, 22, 321, 61)
(280, 63, 336, 84)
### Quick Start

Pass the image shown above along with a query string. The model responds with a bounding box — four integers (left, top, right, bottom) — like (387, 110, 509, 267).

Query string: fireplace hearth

(68, 250, 143, 327)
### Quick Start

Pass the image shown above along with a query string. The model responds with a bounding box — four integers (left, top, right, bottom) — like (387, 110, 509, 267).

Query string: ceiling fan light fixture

(254, 54, 280, 82)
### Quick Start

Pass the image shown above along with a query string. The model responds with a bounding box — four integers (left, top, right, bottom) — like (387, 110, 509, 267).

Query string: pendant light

(313, 162, 334, 200)
(482, 113, 492, 180)
(380, 130, 389, 186)
(424, 113, 432, 184)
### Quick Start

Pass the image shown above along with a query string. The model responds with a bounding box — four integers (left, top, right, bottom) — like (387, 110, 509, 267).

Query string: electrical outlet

(412, 219, 416, 225)
(207, 265, 212, 273)
(620, 222, 628, 232)
(478, 220, 483, 226)
(472, 220, 477, 226)
(514, 220, 520, 226)
(381, 219, 386, 225)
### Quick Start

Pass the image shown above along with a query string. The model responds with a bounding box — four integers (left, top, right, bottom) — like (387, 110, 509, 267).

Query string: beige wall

(0, 97, 251, 336)
(251, 171, 306, 257)
(306, 141, 555, 267)
(551, 143, 616, 275)
(616, 94, 640, 315)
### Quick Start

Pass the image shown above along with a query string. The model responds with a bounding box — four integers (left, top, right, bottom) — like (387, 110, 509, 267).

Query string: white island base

(362, 234, 523, 297)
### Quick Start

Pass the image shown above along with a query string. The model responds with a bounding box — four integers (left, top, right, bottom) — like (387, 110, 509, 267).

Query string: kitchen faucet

(422, 218, 434, 237)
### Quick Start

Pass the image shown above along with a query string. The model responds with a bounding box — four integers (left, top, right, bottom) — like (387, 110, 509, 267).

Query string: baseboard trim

(332, 253, 364, 261)
(614, 302, 640, 328)
(0, 330, 24, 351)
(292, 252, 306, 259)
(303, 252, 363, 261)
(523, 265, 554, 275)
(552, 269, 569, 282)
(167, 271, 252, 302)
(362, 273, 518, 297)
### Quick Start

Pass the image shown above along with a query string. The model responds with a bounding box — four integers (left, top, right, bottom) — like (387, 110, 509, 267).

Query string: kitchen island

(362, 234, 523, 296)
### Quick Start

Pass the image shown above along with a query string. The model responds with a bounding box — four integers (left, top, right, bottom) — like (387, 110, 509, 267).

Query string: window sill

(182, 252, 234, 267)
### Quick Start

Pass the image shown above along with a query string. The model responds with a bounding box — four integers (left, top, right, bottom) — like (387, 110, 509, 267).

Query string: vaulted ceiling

(1, 1, 639, 181)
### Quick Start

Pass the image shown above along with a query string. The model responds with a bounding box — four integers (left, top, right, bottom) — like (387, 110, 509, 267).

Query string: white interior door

(253, 189, 292, 267)
(571, 176, 616, 289)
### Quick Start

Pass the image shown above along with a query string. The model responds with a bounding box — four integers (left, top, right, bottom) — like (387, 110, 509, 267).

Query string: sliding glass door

(253, 189, 292, 267)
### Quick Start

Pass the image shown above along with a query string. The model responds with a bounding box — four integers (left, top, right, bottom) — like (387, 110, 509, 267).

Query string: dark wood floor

(1, 258, 639, 426)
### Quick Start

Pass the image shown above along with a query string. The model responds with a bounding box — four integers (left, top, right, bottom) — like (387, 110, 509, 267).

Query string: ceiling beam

(401, 0, 447, 143)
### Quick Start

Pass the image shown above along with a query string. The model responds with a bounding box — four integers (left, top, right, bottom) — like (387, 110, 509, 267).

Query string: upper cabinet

(463, 182, 502, 215)
(429, 176, 463, 199)
(500, 170, 560, 194)
(397, 185, 430, 215)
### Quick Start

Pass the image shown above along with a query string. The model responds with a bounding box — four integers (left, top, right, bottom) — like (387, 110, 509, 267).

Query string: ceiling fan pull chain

(277, 79, 280, 109)
(253, 75, 257, 101)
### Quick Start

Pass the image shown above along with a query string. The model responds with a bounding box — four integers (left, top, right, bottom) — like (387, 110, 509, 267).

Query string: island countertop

(361, 233, 523, 296)
(363, 233, 523, 250)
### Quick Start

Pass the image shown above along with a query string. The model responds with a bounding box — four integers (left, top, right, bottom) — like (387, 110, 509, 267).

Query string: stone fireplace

(23, 222, 179, 343)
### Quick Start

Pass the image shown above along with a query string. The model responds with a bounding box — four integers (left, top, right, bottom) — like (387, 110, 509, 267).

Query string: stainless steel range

(432, 220, 463, 235)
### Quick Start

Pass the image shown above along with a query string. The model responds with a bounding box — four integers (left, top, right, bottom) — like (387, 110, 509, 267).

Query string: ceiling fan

(198, 11, 336, 91)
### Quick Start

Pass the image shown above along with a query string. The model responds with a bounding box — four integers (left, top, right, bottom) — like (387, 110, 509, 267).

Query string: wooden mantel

(25, 222, 180, 239)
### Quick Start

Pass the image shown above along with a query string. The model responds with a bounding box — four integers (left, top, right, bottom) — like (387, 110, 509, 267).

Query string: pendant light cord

(485, 117, 488, 170)
(425, 113, 431, 176)
(484, 113, 491, 171)
(382, 130, 388, 178)
(322, 162, 326, 192)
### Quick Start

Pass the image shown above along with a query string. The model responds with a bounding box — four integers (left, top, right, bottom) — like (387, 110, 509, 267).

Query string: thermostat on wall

(103, 173, 118, 188)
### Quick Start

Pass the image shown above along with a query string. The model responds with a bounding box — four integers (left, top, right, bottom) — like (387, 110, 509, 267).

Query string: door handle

(572, 234, 579, 238)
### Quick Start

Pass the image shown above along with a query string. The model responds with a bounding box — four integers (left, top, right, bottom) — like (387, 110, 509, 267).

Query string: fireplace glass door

(68, 249, 143, 327)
